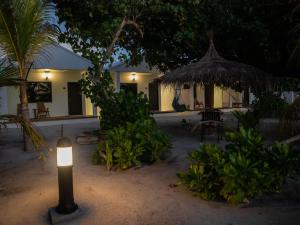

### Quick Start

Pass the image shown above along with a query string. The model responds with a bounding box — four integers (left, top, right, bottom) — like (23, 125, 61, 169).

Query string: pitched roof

(109, 60, 159, 73)
(32, 45, 92, 70)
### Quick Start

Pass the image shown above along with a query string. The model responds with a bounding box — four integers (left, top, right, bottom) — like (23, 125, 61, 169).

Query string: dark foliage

(92, 119, 171, 170)
(178, 128, 300, 204)
(55, 0, 299, 76)
(80, 69, 150, 130)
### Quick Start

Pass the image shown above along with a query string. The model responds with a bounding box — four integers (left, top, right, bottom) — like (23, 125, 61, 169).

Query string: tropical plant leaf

(0, 114, 46, 151)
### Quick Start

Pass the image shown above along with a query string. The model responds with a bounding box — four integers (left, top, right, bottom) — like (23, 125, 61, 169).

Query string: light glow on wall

(130, 73, 136, 81)
(42, 70, 51, 80)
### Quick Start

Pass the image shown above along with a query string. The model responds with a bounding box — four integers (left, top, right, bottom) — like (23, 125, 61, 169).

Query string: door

(67, 82, 83, 115)
(149, 81, 159, 111)
(205, 84, 214, 108)
(120, 83, 138, 95)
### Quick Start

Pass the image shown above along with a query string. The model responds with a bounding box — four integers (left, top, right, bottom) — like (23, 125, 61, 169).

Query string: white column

(158, 83, 162, 112)
(114, 71, 121, 93)
(189, 82, 194, 110)
(249, 91, 255, 105)
(229, 89, 233, 107)
(0, 87, 9, 114)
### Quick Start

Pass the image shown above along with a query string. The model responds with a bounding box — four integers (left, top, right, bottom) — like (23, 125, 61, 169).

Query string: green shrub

(93, 119, 171, 170)
(232, 110, 259, 130)
(80, 70, 151, 130)
(252, 93, 289, 118)
(178, 127, 299, 204)
(177, 144, 225, 200)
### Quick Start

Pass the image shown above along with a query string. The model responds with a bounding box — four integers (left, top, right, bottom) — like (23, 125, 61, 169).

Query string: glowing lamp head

(56, 137, 73, 167)
(130, 73, 136, 81)
(43, 70, 51, 80)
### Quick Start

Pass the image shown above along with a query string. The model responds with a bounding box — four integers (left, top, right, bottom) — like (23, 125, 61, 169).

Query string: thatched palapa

(163, 34, 269, 89)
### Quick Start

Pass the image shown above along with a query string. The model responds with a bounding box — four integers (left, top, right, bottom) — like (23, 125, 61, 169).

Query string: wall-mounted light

(130, 73, 136, 82)
(43, 70, 51, 80)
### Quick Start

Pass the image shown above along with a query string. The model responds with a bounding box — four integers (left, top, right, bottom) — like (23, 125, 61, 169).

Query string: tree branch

(98, 16, 144, 72)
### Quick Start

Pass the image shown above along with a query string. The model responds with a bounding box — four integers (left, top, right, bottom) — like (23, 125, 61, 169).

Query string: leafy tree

(55, 0, 298, 76)
(0, 0, 58, 150)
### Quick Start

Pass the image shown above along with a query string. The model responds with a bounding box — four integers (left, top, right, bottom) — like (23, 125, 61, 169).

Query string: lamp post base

(56, 166, 77, 214)
(48, 206, 83, 225)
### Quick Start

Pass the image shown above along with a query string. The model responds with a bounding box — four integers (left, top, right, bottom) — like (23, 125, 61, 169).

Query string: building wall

(112, 72, 159, 97)
(214, 86, 223, 108)
(6, 69, 93, 118)
(159, 85, 175, 111)
(196, 85, 205, 104)
(0, 87, 9, 114)
(109, 70, 246, 112)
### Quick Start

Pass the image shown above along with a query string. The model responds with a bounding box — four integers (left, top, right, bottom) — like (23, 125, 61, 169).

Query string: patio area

(0, 114, 299, 225)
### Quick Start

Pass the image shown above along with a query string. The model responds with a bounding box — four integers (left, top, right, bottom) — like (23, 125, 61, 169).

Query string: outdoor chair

(34, 102, 50, 119)
(192, 109, 223, 142)
(194, 99, 204, 110)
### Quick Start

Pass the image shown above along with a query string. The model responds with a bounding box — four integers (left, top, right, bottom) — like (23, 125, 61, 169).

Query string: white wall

(282, 91, 296, 104)
(196, 85, 205, 104)
(0, 87, 8, 114)
(112, 72, 159, 97)
(159, 85, 175, 111)
(214, 86, 223, 108)
(6, 69, 93, 118)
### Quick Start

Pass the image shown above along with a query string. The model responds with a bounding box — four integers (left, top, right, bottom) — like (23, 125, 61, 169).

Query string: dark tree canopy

(54, 0, 299, 76)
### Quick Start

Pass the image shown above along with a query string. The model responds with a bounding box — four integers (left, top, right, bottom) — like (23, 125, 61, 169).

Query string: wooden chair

(192, 109, 223, 142)
(35, 102, 50, 119)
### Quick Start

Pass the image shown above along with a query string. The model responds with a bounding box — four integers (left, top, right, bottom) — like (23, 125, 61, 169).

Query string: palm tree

(0, 0, 58, 151)
(0, 60, 44, 150)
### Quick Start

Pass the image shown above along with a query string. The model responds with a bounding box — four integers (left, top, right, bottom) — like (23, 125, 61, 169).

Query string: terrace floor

(0, 113, 299, 225)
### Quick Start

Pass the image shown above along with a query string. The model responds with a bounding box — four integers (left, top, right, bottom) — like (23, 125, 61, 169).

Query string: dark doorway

(205, 84, 214, 108)
(120, 83, 138, 95)
(149, 81, 159, 111)
(67, 82, 83, 115)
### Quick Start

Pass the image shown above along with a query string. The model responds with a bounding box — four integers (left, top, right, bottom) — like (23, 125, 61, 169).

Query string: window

(27, 82, 52, 103)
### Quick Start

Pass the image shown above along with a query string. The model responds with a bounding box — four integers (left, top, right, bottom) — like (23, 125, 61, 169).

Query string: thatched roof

(163, 36, 269, 88)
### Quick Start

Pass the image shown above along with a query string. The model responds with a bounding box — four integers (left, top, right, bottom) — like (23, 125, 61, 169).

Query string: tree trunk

(19, 67, 31, 151)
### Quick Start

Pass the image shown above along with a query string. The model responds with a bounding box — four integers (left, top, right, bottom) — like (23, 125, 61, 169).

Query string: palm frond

(0, 59, 19, 87)
(0, 0, 58, 72)
(0, 114, 46, 150)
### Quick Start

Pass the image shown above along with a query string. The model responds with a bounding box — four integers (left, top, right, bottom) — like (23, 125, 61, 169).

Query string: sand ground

(0, 113, 299, 225)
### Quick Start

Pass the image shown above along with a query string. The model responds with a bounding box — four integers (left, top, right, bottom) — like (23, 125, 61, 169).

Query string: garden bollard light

(56, 136, 78, 214)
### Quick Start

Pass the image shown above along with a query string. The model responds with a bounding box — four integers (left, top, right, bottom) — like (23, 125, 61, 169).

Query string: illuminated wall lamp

(43, 70, 51, 80)
(130, 73, 136, 82)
